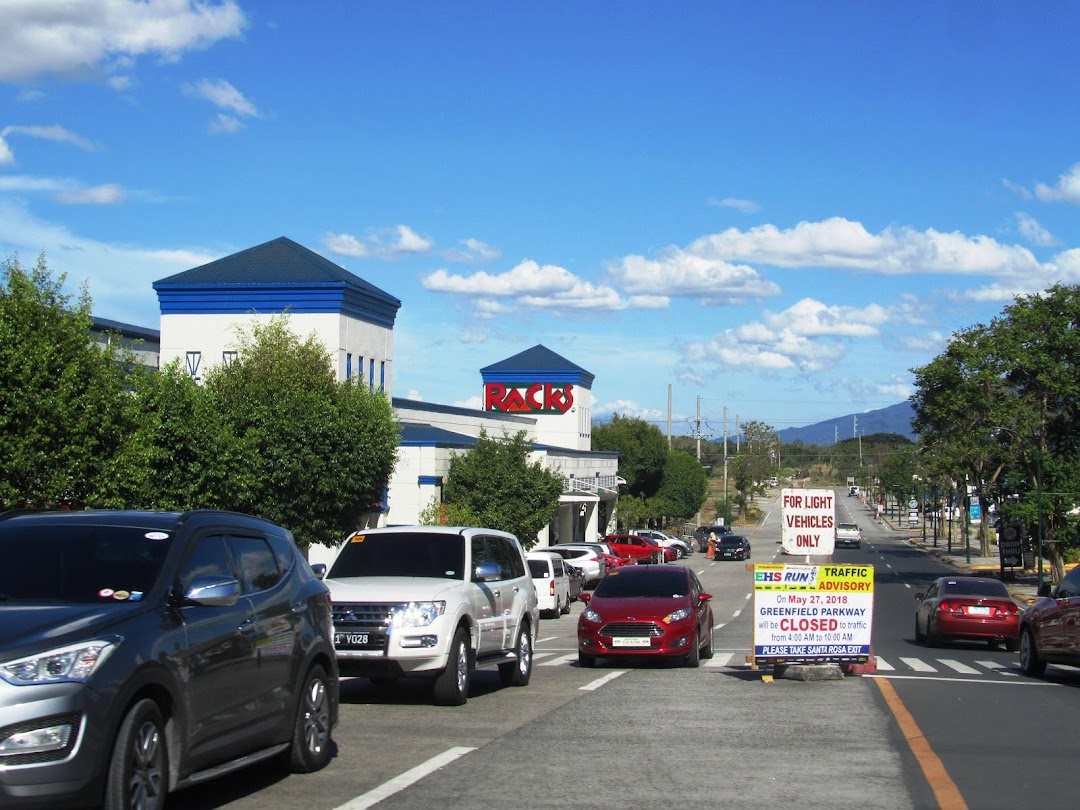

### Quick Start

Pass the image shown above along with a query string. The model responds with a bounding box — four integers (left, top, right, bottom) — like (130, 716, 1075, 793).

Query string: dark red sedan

(577, 565, 713, 667)
(914, 576, 1020, 650)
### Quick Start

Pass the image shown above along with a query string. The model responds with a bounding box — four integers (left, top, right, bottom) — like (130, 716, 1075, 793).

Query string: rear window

(0, 523, 172, 603)
(593, 568, 689, 598)
(941, 579, 1009, 598)
(528, 559, 551, 578)
(329, 531, 465, 579)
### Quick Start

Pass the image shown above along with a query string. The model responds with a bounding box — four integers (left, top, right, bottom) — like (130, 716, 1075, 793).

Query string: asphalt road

(164, 490, 1080, 810)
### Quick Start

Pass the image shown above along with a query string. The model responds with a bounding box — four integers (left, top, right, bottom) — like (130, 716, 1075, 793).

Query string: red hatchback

(604, 533, 677, 563)
(914, 576, 1020, 650)
(577, 565, 713, 667)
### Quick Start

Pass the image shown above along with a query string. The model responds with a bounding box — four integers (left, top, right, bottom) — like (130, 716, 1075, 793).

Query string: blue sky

(2, 2, 1079, 438)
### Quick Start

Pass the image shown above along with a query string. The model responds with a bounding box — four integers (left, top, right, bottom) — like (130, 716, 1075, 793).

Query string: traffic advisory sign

(752, 564, 874, 666)
(781, 488, 836, 555)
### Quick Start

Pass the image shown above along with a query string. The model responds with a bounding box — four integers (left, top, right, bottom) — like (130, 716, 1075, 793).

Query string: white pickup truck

(835, 522, 862, 548)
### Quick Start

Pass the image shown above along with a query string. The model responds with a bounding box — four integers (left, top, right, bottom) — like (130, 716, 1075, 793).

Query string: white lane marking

(899, 657, 938, 672)
(874, 656, 896, 671)
(334, 746, 477, 810)
(905, 583, 911, 589)
(976, 660, 1020, 677)
(697, 569, 707, 575)
(866, 674, 1058, 686)
(938, 659, 980, 675)
(732, 609, 742, 618)
(744, 593, 752, 601)
(580, 670, 627, 690)
(538, 653, 578, 667)
(713, 621, 727, 630)
(886, 563, 893, 569)
(705, 652, 735, 668)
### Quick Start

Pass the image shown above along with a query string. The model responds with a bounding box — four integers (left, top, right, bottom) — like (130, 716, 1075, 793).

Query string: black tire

(924, 620, 939, 648)
(104, 699, 168, 810)
(914, 615, 925, 644)
(701, 628, 714, 660)
(499, 623, 533, 687)
(1019, 626, 1046, 677)
(433, 628, 471, 705)
(578, 650, 596, 668)
(288, 664, 333, 773)
(561, 594, 571, 614)
(684, 635, 701, 668)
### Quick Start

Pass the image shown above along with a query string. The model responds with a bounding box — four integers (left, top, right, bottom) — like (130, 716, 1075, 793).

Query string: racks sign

(484, 382, 574, 414)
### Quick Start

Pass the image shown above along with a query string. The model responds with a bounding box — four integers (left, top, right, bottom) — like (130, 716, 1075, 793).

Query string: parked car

(914, 576, 1020, 650)
(632, 529, 692, 558)
(1019, 566, 1080, 676)
(713, 534, 752, 561)
(543, 544, 606, 586)
(694, 524, 733, 553)
(324, 525, 538, 705)
(527, 551, 572, 618)
(577, 565, 714, 668)
(0, 509, 339, 810)
(603, 533, 676, 563)
(564, 562, 586, 602)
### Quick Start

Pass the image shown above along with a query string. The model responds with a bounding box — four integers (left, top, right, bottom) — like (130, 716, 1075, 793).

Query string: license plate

(612, 637, 651, 648)
(335, 632, 371, 647)
(967, 606, 991, 616)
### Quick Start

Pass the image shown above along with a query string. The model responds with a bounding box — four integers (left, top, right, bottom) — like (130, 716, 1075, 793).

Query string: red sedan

(577, 565, 713, 667)
(914, 576, 1020, 650)
(603, 533, 677, 563)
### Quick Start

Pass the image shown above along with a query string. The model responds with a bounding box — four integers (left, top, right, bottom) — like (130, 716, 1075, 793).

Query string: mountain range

(776, 401, 916, 446)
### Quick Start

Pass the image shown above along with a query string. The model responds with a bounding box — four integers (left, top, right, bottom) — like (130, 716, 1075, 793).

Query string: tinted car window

(490, 536, 525, 579)
(179, 534, 234, 591)
(229, 535, 282, 593)
(594, 569, 689, 598)
(0, 524, 172, 602)
(330, 531, 465, 579)
(941, 579, 1009, 598)
(528, 559, 551, 578)
(1056, 566, 1080, 598)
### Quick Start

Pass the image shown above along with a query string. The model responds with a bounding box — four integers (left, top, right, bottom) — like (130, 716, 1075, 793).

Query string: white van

(527, 551, 571, 618)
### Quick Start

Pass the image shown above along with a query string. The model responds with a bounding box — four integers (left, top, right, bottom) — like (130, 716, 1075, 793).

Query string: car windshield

(329, 531, 465, 579)
(0, 524, 172, 603)
(593, 569, 688, 598)
(942, 579, 1010, 598)
(718, 537, 744, 546)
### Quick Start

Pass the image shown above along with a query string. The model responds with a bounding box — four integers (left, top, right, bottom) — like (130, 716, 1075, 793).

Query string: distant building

(89, 316, 160, 369)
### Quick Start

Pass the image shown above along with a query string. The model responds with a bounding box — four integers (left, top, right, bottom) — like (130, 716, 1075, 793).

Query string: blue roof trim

(398, 423, 477, 448)
(480, 344, 595, 388)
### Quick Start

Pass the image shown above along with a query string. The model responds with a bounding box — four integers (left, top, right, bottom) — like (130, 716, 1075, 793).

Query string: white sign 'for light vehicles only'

(781, 488, 836, 556)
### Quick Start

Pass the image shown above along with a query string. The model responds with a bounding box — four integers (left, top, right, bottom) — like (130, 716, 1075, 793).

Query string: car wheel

(924, 619, 939, 648)
(287, 664, 333, 773)
(1019, 626, 1046, 677)
(701, 628, 714, 660)
(104, 699, 168, 810)
(561, 594, 571, 614)
(499, 623, 533, 687)
(684, 636, 701, 668)
(1005, 635, 1020, 653)
(914, 615, 925, 643)
(433, 627, 471, 705)
(578, 650, 596, 668)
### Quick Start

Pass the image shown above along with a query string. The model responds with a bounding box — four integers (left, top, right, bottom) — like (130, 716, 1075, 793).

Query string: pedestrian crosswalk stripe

(705, 652, 735, 668)
(938, 659, 980, 675)
(975, 660, 1019, 676)
(539, 653, 578, 667)
(899, 657, 938, 672)
(874, 657, 895, 671)
(531, 650, 559, 660)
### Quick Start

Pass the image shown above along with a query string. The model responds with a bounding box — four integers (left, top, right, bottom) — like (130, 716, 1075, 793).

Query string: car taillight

(937, 601, 961, 614)
(550, 580, 556, 596)
(995, 604, 1019, 616)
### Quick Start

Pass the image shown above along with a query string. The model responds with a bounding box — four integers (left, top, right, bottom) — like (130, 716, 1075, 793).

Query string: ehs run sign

(781, 488, 835, 555)
(753, 564, 874, 665)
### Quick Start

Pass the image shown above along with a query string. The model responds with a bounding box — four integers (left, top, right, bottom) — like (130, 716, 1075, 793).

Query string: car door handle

(492, 589, 501, 597)
(291, 601, 308, 614)
(238, 617, 257, 635)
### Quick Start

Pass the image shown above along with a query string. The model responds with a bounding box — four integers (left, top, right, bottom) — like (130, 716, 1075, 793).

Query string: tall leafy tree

(592, 413, 668, 497)
(651, 449, 708, 522)
(441, 429, 563, 548)
(0, 253, 145, 509)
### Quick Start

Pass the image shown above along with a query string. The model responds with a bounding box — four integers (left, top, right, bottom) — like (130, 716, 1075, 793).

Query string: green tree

(204, 315, 398, 550)
(651, 449, 708, 521)
(0, 253, 146, 509)
(441, 429, 563, 548)
(592, 413, 668, 498)
(732, 419, 778, 503)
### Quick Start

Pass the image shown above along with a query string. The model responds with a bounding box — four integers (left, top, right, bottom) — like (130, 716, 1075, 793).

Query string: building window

(369, 358, 375, 389)
(380, 360, 386, 391)
(346, 352, 353, 380)
(185, 351, 202, 382)
(222, 350, 237, 367)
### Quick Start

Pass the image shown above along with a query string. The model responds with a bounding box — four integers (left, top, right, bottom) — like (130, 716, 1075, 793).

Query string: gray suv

(0, 509, 339, 810)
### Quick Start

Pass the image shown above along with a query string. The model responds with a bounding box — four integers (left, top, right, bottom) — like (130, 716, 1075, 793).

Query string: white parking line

(333, 746, 477, 810)
(899, 656, 937, 672)
(580, 671, 627, 690)
(938, 659, 980, 675)
(538, 653, 578, 667)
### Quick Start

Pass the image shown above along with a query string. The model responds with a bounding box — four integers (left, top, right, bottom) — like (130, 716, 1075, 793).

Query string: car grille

(600, 622, 664, 637)
(332, 602, 406, 648)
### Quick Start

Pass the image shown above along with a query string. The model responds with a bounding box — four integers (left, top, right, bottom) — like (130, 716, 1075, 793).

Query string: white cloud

(0, 124, 98, 165)
(1035, 163, 1080, 205)
(452, 395, 484, 409)
(0, 0, 248, 83)
(405, 389, 424, 401)
(55, 183, 126, 204)
(610, 250, 781, 305)
(707, 196, 761, 213)
(759, 298, 889, 339)
(323, 225, 433, 260)
(208, 113, 242, 134)
(594, 399, 664, 420)
(899, 331, 945, 352)
(184, 78, 256, 116)
(1002, 178, 1032, 200)
(423, 259, 577, 297)
(459, 328, 487, 343)
(1015, 212, 1058, 247)
(443, 237, 501, 263)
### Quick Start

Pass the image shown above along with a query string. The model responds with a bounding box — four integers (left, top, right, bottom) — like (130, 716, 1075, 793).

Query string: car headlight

(0, 639, 120, 685)
(583, 608, 603, 624)
(663, 608, 692, 624)
(395, 601, 446, 628)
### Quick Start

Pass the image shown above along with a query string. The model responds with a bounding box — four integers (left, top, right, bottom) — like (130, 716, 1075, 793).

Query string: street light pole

(1036, 450, 1044, 591)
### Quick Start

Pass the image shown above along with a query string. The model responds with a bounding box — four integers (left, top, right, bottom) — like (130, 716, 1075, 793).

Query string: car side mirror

(699, 592, 712, 602)
(579, 593, 591, 604)
(914, 593, 925, 601)
(1038, 583, 1053, 598)
(184, 574, 241, 607)
(310, 563, 327, 580)
(473, 561, 501, 582)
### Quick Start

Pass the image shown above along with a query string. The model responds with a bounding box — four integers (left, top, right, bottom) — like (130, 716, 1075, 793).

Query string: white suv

(324, 526, 538, 705)
(633, 529, 692, 558)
